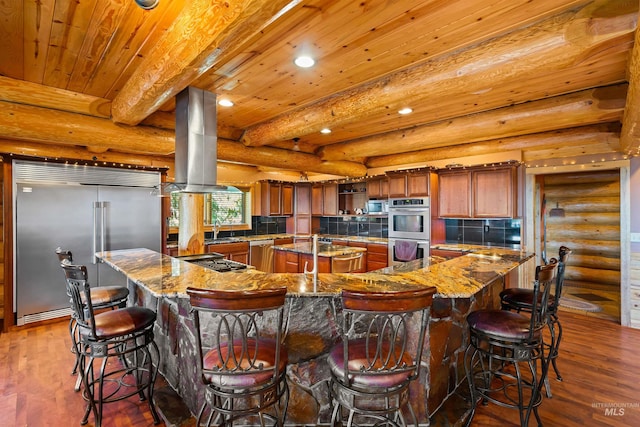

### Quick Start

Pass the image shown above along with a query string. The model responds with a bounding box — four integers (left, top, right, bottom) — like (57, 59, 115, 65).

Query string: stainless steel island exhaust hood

(164, 86, 239, 194)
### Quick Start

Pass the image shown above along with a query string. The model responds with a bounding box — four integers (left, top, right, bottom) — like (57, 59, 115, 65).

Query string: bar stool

(187, 287, 289, 427)
(464, 262, 557, 427)
(56, 248, 129, 389)
(327, 287, 436, 427)
(61, 262, 160, 427)
(500, 246, 571, 385)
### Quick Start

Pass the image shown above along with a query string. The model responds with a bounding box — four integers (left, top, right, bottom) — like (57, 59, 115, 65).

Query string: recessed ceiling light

(294, 56, 315, 68)
(398, 107, 413, 115)
(218, 99, 234, 107)
(320, 128, 331, 134)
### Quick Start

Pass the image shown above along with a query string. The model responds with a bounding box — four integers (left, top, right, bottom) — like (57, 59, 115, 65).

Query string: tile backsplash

(319, 216, 388, 238)
(445, 219, 521, 248)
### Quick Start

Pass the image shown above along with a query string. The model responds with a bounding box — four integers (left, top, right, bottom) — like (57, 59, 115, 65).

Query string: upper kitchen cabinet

(366, 176, 389, 199)
(386, 170, 431, 198)
(438, 165, 518, 218)
(259, 181, 293, 216)
(338, 182, 367, 215)
(387, 172, 407, 198)
(473, 167, 516, 218)
(312, 183, 338, 216)
(438, 171, 472, 218)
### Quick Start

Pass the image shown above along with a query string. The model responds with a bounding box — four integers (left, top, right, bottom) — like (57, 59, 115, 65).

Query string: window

(168, 190, 250, 228)
(205, 192, 244, 225)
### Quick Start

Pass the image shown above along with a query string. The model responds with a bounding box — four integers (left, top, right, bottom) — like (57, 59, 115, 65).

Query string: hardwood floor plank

(2, 310, 639, 426)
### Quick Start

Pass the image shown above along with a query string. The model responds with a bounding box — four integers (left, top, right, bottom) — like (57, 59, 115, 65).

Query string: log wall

(543, 170, 620, 291)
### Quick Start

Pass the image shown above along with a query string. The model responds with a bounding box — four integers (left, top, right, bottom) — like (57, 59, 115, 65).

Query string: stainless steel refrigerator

(14, 160, 161, 325)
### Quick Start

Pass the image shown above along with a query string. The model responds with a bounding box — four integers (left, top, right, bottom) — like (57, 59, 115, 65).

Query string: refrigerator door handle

(92, 201, 102, 264)
(100, 201, 107, 255)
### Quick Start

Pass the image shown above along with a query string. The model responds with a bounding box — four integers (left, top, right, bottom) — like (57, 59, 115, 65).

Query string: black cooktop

(175, 253, 248, 272)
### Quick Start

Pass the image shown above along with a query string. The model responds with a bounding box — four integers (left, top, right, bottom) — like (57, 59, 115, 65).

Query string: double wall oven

(388, 197, 430, 263)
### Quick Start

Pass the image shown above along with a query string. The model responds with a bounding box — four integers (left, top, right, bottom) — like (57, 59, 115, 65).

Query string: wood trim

(3, 160, 14, 331)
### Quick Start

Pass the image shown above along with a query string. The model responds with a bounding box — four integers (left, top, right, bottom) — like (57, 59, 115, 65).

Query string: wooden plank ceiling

(0, 0, 638, 178)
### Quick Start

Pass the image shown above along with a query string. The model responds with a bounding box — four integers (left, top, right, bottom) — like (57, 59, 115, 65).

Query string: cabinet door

(311, 185, 323, 215)
(438, 171, 471, 218)
(295, 184, 311, 215)
(274, 249, 287, 272)
(282, 184, 293, 215)
(366, 243, 388, 271)
(367, 178, 383, 199)
(261, 182, 282, 216)
(473, 168, 514, 218)
(323, 184, 338, 216)
(407, 172, 429, 197)
(295, 216, 311, 234)
(387, 174, 407, 198)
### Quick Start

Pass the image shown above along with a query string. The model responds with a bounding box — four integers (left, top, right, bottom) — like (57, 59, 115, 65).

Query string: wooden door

(282, 184, 294, 215)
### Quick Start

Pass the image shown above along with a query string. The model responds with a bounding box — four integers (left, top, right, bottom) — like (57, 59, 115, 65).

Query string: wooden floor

(1, 310, 639, 426)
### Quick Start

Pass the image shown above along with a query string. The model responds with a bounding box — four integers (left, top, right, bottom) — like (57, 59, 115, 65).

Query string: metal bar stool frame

(62, 262, 160, 427)
(464, 262, 557, 427)
(187, 286, 290, 427)
(56, 248, 129, 391)
(500, 246, 571, 394)
(328, 287, 435, 427)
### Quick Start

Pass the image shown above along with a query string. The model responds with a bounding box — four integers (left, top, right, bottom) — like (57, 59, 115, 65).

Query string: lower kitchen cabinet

(273, 249, 330, 273)
(206, 241, 250, 264)
(366, 243, 388, 271)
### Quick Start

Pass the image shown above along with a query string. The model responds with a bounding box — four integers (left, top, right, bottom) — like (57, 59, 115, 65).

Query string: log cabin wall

(543, 170, 621, 298)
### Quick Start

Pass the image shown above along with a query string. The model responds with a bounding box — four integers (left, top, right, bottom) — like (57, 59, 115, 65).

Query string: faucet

(212, 221, 220, 240)
(304, 234, 319, 292)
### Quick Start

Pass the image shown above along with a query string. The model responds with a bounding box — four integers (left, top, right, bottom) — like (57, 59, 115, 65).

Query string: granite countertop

(272, 242, 367, 257)
(97, 247, 533, 300)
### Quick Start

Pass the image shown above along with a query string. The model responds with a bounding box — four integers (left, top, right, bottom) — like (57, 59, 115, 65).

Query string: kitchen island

(97, 247, 533, 425)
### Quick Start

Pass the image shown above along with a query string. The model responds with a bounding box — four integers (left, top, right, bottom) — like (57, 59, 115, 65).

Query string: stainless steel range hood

(168, 86, 239, 194)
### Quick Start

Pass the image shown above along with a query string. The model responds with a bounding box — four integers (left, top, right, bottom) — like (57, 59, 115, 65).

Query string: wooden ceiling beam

(620, 15, 640, 156)
(0, 100, 365, 176)
(0, 76, 111, 118)
(366, 124, 621, 168)
(111, 0, 303, 126)
(320, 84, 626, 161)
(217, 139, 366, 177)
(241, 0, 636, 147)
(0, 100, 175, 154)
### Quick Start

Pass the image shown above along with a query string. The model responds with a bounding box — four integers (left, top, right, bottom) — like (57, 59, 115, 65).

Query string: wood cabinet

(473, 167, 515, 218)
(438, 171, 472, 218)
(282, 184, 294, 215)
(438, 166, 517, 218)
(338, 182, 367, 214)
(366, 243, 388, 271)
(387, 171, 430, 198)
(273, 249, 330, 273)
(274, 237, 294, 245)
(206, 241, 250, 264)
(366, 176, 388, 199)
(294, 183, 312, 234)
(387, 173, 407, 198)
(333, 240, 387, 271)
(259, 181, 293, 216)
(407, 171, 430, 197)
(312, 183, 338, 216)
